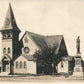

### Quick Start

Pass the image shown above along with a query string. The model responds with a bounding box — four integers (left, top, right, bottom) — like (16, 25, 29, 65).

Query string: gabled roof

(45, 35, 63, 47)
(45, 35, 63, 54)
(2, 54, 11, 61)
(0, 3, 20, 32)
(14, 54, 36, 61)
(17, 31, 68, 61)
(20, 31, 65, 55)
(20, 31, 48, 51)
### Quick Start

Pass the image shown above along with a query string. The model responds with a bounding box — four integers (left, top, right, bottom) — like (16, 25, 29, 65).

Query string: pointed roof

(45, 35, 63, 47)
(0, 3, 20, 32)
(45, 35, 64, 54)
(20, 31, 48, 51)
(1, 54, 11, 61)
(14, 54, 36, 61)
(20, 31, 67, 55)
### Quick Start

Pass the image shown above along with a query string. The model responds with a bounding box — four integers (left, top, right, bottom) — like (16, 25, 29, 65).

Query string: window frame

(16, 61, 18, 69)
(20, 61, 22, 69)
(24, 61, 27, 69)
(8, 48, 10, 53)
(3, 34, 7, 39)
(3, 48, 6, 54)
(61, 61, 64, 68)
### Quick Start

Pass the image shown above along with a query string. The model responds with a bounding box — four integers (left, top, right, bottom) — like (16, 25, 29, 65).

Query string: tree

(33, 49, 49, 74)
(33, 44, 62, 74)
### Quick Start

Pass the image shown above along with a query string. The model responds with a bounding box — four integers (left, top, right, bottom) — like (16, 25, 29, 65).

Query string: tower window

(3, 48, 6, 54)
(16, 61, 18, 68)
(3, 34, 7, 39)
(24, 61, 27, 69)
(8, 48, 10, 53)
(20, 61, 22, 68)
(8, 33, 11, 38)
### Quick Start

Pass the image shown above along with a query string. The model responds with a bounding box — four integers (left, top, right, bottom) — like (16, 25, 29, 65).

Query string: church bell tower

(0, 3, 21, 60)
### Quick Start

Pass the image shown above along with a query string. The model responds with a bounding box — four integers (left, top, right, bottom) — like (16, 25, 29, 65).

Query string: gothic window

(24, 61, 27, 69)
(8, 33, 11, 38)
(3, 48, 6, 54)
(8, 48, 10, 53)
(61, 61, 64, 68)
(16, 62, 18, 68)
(24, 36, 28, 43)
(20, 61, 22, 68)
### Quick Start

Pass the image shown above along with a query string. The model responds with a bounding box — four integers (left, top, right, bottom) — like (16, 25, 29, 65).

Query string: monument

(73, 36, 83, 76)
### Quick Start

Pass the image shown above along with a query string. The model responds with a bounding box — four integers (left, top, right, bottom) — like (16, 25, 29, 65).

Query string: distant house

(0, 4, 68, 75)
(57, 56, 74, 75)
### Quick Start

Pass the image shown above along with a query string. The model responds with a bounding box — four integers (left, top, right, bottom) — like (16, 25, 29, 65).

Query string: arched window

(3, 48, 6, 54)
(3, 34, 6, 39)
(24, 61, 27, 69)
(16, 62, 18, 68)
(8, 48, 10, 53)
(61, 61, 64, 68)
(8, 33, 11, 38)
(20, 62, 22, 68)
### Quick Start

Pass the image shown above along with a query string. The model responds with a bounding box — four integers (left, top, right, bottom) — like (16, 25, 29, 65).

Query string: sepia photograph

(0, 0, 84, 82)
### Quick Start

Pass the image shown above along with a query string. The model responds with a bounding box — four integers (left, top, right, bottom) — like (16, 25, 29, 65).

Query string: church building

(0, 4, 69, 75)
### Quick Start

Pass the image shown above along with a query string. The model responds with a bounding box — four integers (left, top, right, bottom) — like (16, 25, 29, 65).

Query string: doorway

(3, 61, 10, 72)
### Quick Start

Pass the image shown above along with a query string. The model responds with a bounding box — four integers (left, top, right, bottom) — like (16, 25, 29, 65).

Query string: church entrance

(2, 56, 11, 73)
(3, 61, 10, 72)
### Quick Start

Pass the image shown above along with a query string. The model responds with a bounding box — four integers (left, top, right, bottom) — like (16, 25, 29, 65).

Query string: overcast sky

(0, 0, 84, 59)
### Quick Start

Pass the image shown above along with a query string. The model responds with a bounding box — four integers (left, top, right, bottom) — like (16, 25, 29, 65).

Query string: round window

(24, 47, 30, 54)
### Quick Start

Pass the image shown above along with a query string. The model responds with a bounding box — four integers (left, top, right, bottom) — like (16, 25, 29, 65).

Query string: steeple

(0, 3, 21, 32)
